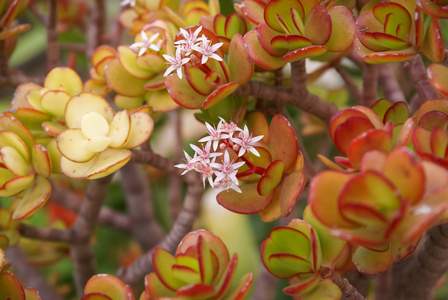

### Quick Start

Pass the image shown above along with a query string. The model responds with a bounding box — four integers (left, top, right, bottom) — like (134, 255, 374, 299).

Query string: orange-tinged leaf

(352, 246, 392, 274)
(81, 293, 112, 300)
(202, 82, 239, 109)
(0, 272, 25, 300)
(0, 248, 4, 271)
(165, 73, 206, 109)
(184, 66, 217, 96)
(243, 29, 285, 70)
(44, 67, 83, 96)
(329, 108, 370, 140)
(145, 273, 177, 299)
(384, 147, 425, 205)
(373, 2, 412, 34)
(271, 34, 312, 49)
(347, 129, 392, 169)
(215, 253, 238, 298)
(0, 114, 35, 150)
(304, 5, 331, 45)
(239, 1, 265, 25)
(371, 99, 392, 121)
(280, 170, 305, 216)
(282, 272, 320, 296)
(217, 182, 273, 214)
(221, 272, 253, 300)
(246, 111, 269, 144)
(256, 23, 288, 57)
(12, 175, 51, 220)
(269, 114, 298, 170)
(324, 6, 356, 52)
(176, 283, 215, 298)
(308, 171, 356, 228)
(301, 279, 341, 300)
(84, 274, 129, 298)
(24, 288, 43, 300)
(123, 111, 153, 149)
(419, 18, 445, 64)
(258, 187, 282, 222)
(428, 64, 448, 98)
(282, 45, 327, 62)
(228, 33, 253, 85)
(152, 248, 185, 291)
(353, 37, 416, 64)
(334, 116, 375, 156)
(264, 0, 304, 33)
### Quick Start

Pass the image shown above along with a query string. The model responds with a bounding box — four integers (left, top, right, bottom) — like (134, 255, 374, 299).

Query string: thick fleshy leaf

(352, 246, 392, 274)
(282, 272, 320, 296)
(304, 6, 331, 45)
(60, 148, 131, 179)
(202, 82, 240, 109)
(282, 45, 327, 62)
(271, 34, 312, 50)
(24, 288, 43, 300)
(0, 131, 30, 163)
(416, 0, 448, 18)
(243, 29, 285, 70)
(333, 116, 375, 156)
(416, 98, 448, 126)
(31, 144, 51, 177)
(271, 226, 311, 259)
(11, 83, 41, 109)
(347, 129, 392, 169)
(0, 272, 25, 300)
(217, 182, 273, 214)
(362, 31, 408, 50)
(428, 64, 448, 98)
(0, 114, 35, 150)
(145, 273, 176, 299)
(81, 293, 112, 300)
(152, 247, 185, 291)
(257, 23, 288, 57)
(44, 67, 83, 96)
(373, 2, 412, 35)
(104, 59, 147, 97)
(176, 284, 215, 298)
(419, 18, 445, 64)
(92, 46, 116, 71)
(329, 109, 369, 140)
(12, 175, 51, 220)
(280, 170, 305, 217)
(308, 171, 356, 228)
(324, 6, 356, 52)
(0, 173, 35, 197)
(146, 89, 179, 112)
(331, 226, 389, 251)
(303, 206, 347, 266)
(165, 73, 207, 109)
(384, 147, 424, 205)
(246, 111, 269, 144)
(118, 46, 155, 79)
(258, 160, 284, 196)
(65, 93, 114, 129)
(40, 90, 71, 119)
(264, 0, 304, 33)
(214, 253, 238, 298)
(184, 66, 217, 96)
(176, 230, 230, 283)
(196, 236, 213, 285)
(123, 112, 153, 149)
(258, 187, 282, 222)
(371, 99, 392, 121)
(301, 279, 341, 300)
(269, 114, 298, 170)
(107, 110, 130, 148)
(57, 129, 96, 163)
(353, 37, 416, 64)
(384, 101, 409, 125)
(221, 272, 253, 300)
(239, 1, 265, 25)
(4, 108, 50, 132)
(84, 274, 131, 299)
(228, 33, 253, 85)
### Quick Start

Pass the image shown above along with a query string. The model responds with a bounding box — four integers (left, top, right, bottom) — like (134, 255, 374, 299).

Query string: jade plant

(0, 0, 448, 299)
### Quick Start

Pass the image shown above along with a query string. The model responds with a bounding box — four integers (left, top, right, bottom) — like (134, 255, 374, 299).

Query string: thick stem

(5, 247, 63, 300)
(70, 175, 113, 296)
(117, 176, 204, 287)
(333, 274, 367, 300)
(405, 55, 440, 114)
(389, 223, 448, 300)
(46, 0, 59, 71)
(362, 63, 379, 107)
(120, 164, 164, 251)
(18, 223, 75, 243)
(379, 64, 406, 103)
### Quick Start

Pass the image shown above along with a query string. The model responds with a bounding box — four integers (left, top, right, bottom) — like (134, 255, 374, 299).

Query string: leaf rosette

(243, 0, 355, 69)
(309, 147, 448, 273)
(56, 93, 154, 179)
(144, 229, 253, 300)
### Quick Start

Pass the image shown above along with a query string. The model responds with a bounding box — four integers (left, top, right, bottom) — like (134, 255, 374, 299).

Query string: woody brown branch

(333, 274, 367, 300)
(46, 0, 59, 72)
(117, 175, 204, 287)
(379, 64, 406, 103)
(362, 63, 379, 107)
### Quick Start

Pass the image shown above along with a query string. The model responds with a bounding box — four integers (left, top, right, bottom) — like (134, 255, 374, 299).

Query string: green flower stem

(389, 223, 448, 300)
(405, 54, 440, 114)
(120, 163, 164, 252)
(362, 63, 379, 107)
(70, 175, 113, 296)
(117, 174, 204, 287)
(379, 64, 406, 104)
(332, 274, 367, 300)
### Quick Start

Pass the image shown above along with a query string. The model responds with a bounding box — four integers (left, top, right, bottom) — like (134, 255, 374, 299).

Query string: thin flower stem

(117, 175, 204, 287)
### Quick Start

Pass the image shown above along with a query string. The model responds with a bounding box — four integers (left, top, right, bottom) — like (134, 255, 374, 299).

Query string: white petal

(176, 66, 183, 79)
(209, 53, 222, 62)
(138, 47, 147, 56)
(163, 65, 176, 77)
(201, 55, 209, 64)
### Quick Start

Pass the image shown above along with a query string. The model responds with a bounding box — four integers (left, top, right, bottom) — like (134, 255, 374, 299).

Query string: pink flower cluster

(163, 26, 224, 79)
(175, 118, 263, 193)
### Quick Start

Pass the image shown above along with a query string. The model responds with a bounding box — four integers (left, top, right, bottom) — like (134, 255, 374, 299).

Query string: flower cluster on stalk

(175, 118, 263, 193)
(163, 26, 224, 79)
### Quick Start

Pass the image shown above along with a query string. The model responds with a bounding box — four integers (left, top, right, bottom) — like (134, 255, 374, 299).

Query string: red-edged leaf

(217, 182, 273, 214)
(304, 6, 331, 45)
(202, 82, 239, 109)
(282, 272, 320, 296)
(282, 45, 327, 62)
(0, 272, 25, 300)
(352, 246, 392, 274)
(12, 176, 51, 220)
(269, 114, 298, 170)
(258, 160, 284, 196)
(347, 129, 392, 169)
(243, 30, 285, 70)
(176, 284, 215, 298)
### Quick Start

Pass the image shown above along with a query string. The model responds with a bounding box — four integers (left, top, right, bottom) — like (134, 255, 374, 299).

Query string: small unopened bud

(233, 144, 240, 152)
(219, 143, 226, 150)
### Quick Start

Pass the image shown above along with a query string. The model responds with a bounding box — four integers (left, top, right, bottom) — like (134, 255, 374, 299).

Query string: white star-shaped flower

(174, 26, 203, 55)
(231, 125, 264, 157)
(130, 31, 161, 56)
(191, 35, 223, 64)
(162, 47, 191, 79)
